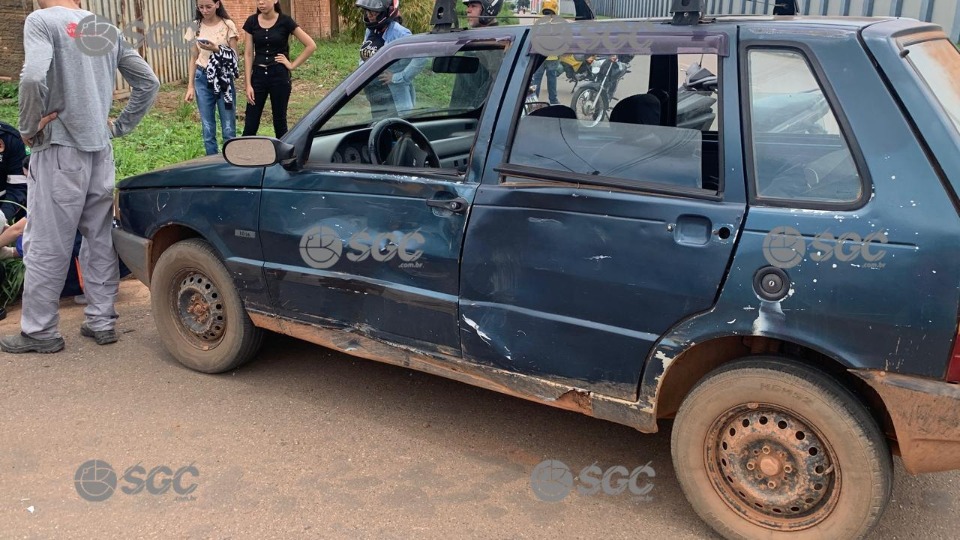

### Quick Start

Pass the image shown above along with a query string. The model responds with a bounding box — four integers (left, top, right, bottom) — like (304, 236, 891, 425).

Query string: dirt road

(1, 279, 958, 538)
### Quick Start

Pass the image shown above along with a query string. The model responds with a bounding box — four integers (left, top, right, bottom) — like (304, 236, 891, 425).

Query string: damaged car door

(258, 39, 514, 356)
(458, 28, 747, 400)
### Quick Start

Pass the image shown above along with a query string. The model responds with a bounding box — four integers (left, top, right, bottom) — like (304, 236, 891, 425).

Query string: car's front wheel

(672, 357, 892, 539)
(150, 239, 263, 373)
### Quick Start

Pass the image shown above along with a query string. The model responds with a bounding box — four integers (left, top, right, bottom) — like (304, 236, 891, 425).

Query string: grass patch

(0, 82, 17, 101)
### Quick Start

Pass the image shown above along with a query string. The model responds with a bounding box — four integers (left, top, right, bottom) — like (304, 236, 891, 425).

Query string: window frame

(290, 37, 514, 182)
(739, 43, 872, 210)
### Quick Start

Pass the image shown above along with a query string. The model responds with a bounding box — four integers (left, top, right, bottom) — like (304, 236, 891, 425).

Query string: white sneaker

(73, 295, 88, 305)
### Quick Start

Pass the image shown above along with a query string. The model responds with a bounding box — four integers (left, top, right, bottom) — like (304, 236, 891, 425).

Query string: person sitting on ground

(0, 120, 28, 222)
(0, 155, 131, 313)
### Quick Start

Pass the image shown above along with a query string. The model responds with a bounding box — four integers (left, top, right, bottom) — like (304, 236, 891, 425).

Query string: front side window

(305, 47, 507, 173)
(903, 38, 960, 136)
(747, 49, 862, 204)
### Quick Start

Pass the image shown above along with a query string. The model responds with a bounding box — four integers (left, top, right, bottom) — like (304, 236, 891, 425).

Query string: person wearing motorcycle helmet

(357, 0, 405, 64)
(464, 0, 501, 28)
(356, 0, 425, 116)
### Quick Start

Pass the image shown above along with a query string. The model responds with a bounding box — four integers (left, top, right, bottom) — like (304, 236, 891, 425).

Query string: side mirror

(432, 56, 480, 74)
(223, 137, 296, 167)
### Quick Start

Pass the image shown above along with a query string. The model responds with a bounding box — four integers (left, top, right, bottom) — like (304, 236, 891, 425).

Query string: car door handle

(426, 197, 468, 213)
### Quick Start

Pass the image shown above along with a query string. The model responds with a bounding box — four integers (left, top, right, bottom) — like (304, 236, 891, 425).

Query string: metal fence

(583, 0, 960, 41)
(44, 0, 195, 97)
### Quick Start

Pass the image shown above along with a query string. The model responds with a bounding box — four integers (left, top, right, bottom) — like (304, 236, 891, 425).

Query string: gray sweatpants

(21, 144, 119, 339)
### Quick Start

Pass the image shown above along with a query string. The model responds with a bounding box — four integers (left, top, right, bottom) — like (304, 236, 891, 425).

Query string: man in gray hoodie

(2, 0, 159, 353)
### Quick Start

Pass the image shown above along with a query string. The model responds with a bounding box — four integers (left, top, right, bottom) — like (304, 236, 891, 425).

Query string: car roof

(615, 14, 899, 28)
(401, 14, 933, 45)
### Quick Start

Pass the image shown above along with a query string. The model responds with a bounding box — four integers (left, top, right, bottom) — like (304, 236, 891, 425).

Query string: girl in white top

(184, 0, 239, 155)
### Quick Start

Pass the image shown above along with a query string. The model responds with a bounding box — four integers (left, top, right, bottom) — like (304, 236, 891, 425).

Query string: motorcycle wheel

(571, 86, 608, 128)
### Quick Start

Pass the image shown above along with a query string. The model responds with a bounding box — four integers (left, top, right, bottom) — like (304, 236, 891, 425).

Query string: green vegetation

(0, 82, 17, 101)
(335, 0, 517, 40)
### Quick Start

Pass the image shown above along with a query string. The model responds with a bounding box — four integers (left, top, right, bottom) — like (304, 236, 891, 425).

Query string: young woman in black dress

(241, 0, 316, 137)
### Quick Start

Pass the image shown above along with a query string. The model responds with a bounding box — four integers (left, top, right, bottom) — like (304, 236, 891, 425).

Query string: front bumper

(112, 227, 151, 287)
(853, 370, 960, 474)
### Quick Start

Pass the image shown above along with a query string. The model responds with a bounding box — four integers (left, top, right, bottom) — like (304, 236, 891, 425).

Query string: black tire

(571, 85, 608, 126)
(150, 239, 263, 373)
(671, 357, 892, 540)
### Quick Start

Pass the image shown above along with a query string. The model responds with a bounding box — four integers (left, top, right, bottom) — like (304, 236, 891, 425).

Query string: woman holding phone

(184, 0, 239, 155)
(242, 0, 316, 137)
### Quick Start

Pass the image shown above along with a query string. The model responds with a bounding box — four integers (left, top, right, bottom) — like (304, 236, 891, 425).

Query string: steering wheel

(368, 118, 441, 168)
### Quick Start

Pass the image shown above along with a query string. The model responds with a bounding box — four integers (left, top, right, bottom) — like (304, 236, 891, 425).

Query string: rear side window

(507, 51, 722, 194)
(746, 49, 862, 204)
(903, 39, 960, 136)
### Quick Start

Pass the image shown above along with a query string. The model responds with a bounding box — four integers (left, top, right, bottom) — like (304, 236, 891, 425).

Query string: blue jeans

(534, 59, 560, 105)
(194, 68, 236, 155)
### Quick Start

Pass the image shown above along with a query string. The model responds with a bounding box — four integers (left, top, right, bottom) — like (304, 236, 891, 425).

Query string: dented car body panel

(114, 15, 960, 477)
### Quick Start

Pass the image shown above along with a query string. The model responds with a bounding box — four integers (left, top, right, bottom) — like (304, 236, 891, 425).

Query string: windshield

(904, 39, 960, 135)
(321, 49, 507, 133)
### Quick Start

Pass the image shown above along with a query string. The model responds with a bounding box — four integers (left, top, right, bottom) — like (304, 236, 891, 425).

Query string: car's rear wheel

(672, 357, 892, 539)
(151, 239, 263, 373)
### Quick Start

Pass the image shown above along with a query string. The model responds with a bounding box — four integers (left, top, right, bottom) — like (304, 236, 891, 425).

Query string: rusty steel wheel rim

(705, 404, 841, 531)
(173, 269, 227, 348)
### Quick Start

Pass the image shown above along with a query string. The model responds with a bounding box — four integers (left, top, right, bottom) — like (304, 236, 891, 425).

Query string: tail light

(949, 323, 960, 383)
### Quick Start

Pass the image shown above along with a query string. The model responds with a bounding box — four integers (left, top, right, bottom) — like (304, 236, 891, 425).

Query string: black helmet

(463, 0, 501, 25)
(356, 0, 398, 29)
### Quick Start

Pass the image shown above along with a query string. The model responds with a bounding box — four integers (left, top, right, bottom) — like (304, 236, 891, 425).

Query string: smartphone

(197, 38, 213, 46)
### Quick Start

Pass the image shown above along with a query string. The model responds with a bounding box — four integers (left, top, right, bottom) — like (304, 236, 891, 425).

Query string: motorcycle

(559, 53, 596, 86)
(569, 55, 631, 126)
(676, 62, 719, 131)
(674, 61, 829, 134)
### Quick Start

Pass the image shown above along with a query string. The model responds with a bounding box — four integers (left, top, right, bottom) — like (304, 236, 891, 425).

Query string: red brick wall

(0, 0, 30, 80)
(220, 0, 334, 39)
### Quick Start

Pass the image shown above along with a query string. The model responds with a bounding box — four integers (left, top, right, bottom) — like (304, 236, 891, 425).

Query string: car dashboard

(307, 118, 479, 171)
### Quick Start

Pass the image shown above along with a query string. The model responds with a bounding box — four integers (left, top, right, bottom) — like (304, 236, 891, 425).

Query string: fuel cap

(753, 267, 790, 301)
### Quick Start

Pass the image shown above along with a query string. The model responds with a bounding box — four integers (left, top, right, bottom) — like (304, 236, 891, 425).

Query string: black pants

(243, 63, 292, 137)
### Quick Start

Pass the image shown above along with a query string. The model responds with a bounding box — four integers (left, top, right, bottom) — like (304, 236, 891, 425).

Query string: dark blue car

(113, 9, 960, 538)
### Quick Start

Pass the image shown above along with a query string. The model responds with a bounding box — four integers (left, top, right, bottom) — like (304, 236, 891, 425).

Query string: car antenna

(670, 0, 704, 26)
(430, 0, 462, 33)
